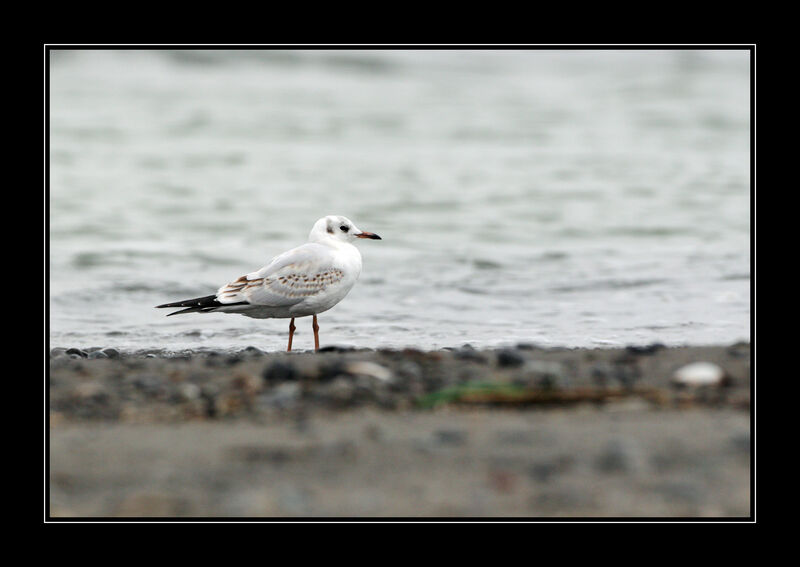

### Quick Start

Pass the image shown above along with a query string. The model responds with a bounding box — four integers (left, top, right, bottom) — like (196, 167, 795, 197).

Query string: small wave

(550, 278, 669, 293)
(472, 259, 502, 270)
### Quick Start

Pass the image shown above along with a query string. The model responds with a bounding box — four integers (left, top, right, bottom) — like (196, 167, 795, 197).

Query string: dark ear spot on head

(326, 220, 334, 234)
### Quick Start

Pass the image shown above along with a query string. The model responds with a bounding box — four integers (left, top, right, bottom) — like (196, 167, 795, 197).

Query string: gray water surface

(49, 49, 751, 352)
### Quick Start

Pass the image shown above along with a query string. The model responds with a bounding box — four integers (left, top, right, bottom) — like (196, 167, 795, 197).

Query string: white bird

(156, 215, 381, 351)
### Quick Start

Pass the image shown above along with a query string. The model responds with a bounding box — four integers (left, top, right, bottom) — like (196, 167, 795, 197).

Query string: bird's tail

(155, 294, 225, 316)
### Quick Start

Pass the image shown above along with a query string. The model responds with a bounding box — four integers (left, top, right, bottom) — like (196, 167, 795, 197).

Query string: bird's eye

(340, 225, 349, 232)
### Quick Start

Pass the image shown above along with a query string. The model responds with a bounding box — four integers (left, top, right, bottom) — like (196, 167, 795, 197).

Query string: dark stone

(204, 351, 224, 366)
(88, 350, 109, 359)
(318, 345, 355, 353)
(625, 343, 666, 355)
(727, 342, 750, 358)
(200, 386, 219, 418)
(318, 361, 347, 382)
(591, 364, 610, 387)
(66, 348, 88, 358)
(454, 346, 488, 363)
(497, 349, 525, 367)
(262, 360, 298, 383)
(101, 348, 120, 359)
(611, 361, 641, 389)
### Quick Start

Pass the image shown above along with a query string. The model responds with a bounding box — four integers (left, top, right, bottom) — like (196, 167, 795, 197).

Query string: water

(48, 49, 751, 352)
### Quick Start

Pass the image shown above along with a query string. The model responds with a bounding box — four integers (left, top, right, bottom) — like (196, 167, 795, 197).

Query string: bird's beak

(356, 231, 382, 240)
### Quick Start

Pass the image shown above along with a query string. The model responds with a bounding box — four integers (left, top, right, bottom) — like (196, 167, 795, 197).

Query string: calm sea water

(48, 49, 751, 352)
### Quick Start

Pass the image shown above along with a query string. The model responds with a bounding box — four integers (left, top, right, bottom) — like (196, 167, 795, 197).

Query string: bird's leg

(312, 315, 320, 351)
(287, 318, 296, 352)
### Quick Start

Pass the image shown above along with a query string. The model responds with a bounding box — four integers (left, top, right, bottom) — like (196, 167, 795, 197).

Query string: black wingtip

(155, 294, 219, 310)
(156, 294, 250, 316)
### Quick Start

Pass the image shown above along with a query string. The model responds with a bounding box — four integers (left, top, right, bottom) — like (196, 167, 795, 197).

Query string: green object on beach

(416, 381, 528, 409)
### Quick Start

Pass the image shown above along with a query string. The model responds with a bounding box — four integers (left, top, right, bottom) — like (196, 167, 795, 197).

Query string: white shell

(345, 361, 394, 383)
(672, 362, 726, 386)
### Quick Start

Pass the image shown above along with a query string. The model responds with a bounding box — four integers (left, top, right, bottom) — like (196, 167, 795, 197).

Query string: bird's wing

(216, 243, 345, 307)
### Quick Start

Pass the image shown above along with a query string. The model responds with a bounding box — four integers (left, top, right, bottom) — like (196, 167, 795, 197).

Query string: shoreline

(50, 342, 750, 422)
(49, 342, 751, 517)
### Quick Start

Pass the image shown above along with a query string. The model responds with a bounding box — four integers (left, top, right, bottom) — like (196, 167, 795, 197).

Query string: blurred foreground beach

(49, 343, 750, 518)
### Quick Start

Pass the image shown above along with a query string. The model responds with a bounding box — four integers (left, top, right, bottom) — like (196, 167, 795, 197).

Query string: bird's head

(310, 215, 382, 244)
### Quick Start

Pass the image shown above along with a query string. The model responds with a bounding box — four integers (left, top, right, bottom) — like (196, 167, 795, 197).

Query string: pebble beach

(48, 342, 751, 518)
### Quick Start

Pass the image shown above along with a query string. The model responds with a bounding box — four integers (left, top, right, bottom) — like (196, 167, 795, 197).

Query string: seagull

(156, 215, 381, 351)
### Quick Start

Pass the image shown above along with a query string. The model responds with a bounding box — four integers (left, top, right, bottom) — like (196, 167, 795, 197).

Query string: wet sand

(48, 343, 751, 518)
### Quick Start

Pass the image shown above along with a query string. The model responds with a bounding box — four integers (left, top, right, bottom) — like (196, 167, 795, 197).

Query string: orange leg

(312, 315, 320, 351)
(287, 318, 296, 352)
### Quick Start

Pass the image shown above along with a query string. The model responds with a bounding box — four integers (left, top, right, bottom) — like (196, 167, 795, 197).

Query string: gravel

(48, 343, 751, 518)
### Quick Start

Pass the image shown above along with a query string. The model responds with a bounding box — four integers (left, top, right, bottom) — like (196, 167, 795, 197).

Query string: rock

(727, 342, 750, 358)
(318, 345, 355, 353)
(318, 361, 347, 382)
(262, 360, 298, 383)
(610, 357, 641, 388)
(88, 350, 109, 359)
(516, 360, 566, 389)
(496, 349, 525, 368)
(454, 345, 489, 363)
(672, 362, 728, 387)
(625, 343, 665, 355)
(396, 361, 422, 381)
(200, 385, 219, 418)
(66, 348, 87, 358)
(344, 361, 393, 383)
(50, 348, 68, 358)
(591, 363, 611, 387)
(101, 348, 120, 359)
(241, 346, 265, 356)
